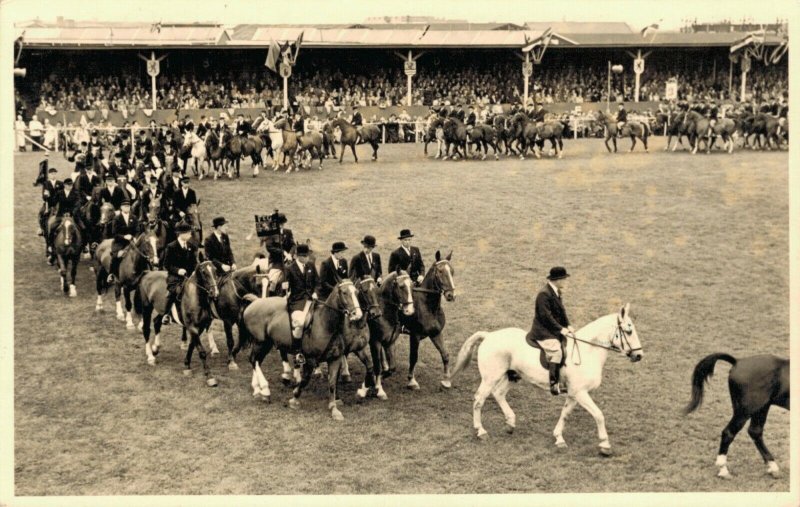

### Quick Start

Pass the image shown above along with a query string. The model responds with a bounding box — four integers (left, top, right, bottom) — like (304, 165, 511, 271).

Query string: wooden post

(283, 75, 288, 110)
(606, 61, 611, 112)
(523, 52, 531, 108)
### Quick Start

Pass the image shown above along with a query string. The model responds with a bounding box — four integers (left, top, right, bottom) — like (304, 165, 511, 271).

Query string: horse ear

(446, 250, 452, 261)
(435, 250, 441, 262)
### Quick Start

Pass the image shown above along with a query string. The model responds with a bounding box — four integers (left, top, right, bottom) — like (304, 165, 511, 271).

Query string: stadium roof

(525, 21, 634, 34)
(17, 24, 229, 47)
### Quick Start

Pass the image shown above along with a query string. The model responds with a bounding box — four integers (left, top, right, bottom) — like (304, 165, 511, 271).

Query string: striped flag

(641, 22, 659, 38)
(265, 39, 281, 72)
(522, 27, 553, 52)
(730, 29, 766, 53)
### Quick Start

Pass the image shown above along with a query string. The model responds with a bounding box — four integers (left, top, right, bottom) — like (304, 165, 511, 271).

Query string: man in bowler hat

(350, 235, 382, 284)
(388, 229, 425, 285)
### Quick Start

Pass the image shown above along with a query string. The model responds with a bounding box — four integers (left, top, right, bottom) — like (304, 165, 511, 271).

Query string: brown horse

(510, 113, 539, 159)
(682, 110, 712, 155)
(708, 118, 738, 154)
(336, 275, 382, 397)
(442, 118, 468, 160)
(271, 118, 300, 172)
(330, 118, 381, 163)
(204, 130, 226, 179)
(53, 216, 83, 297)
(467, 124, 500, 160)
(295, 131, 325, 170)
(684, 353, 790, 479)
(237, 279, 362, 420)
(134, 261, 220, 385)
(423, 116, 446, 158)
(594, 111, 649, 153)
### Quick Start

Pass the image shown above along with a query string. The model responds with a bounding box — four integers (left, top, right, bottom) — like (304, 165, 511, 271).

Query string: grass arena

(13, 137, 789, 495)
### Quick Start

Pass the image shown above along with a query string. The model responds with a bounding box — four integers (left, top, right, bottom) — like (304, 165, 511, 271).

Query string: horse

(183, 203, 203, 245)
(450, 303, 643, 455)
(182, 131, 208, 179)
(204, 130, 226, 179)
(594, 111, 650, 153)
(134, 261, 220, 385)
(329, 118, 381, 163)
(654, 111, 691, 152)
(492, 114, 517, 156)
(53, 215, 82, 297)
(423, 117, 446, 158)
(743, 113, 782, 151)
(683, 353, 789, 479)
(509, 113, 539, 159)
(390, 251, 456, 390)
(295, 131, 325, 170)
(271, 119, 300, 172)
(237, 279, 363, 419)
(441, 118, 468, 160)
(93, 230, 160, 328)
(707, 118, 738, 154)
(240, 134, 265, 177)
(320, 122, 337, 159)
(466, 124, 500, 160)
(682, 110, 714, 155)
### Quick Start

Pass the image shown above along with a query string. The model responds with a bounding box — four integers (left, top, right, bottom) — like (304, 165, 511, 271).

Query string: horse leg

(369, 339, 387, 399)
(338, 143, 345, 164)
(57, 255, 67, 294)
(141, 304, 157, 365)
(327, 357, 345, 420)
(491, 376, 516, 434)
(340, 353, 351, 383)
(351, 143, 358, 164)
(94, 267, 105, 311)
(115, 283, 125, 322)
(69, 256, 78, 297)
(190, 326, 217, 387)
(574, 390, 612, 455)
(124, 287, 136, 330)
(747, 406, 780, 477)
(642, 134, 649, 153)
(473, 378, 496, 440)
(371, 141, 378, 161)
(553, 396, 579, 448)
(383, 341, 396, 378)
(252, 341, 272, 401)
(207, 326, 220, 356)
(354, 347, 374, 401)
(629, 135, 636, 153)
(429, 331, 451, 388)
(279, 349, 295, 386)
(224, 321, 239, 370)
(716, 409, 749, 479)
(407, 334, 421, 390)
(289, 363, 314, 408)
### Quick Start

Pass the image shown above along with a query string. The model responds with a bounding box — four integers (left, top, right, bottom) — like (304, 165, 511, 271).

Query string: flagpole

(607, 61, 611, 113)
(729, 58, 733, 100)
(151, 51, 157, 111)
(283, 75, 288, 110)
(524, 52, 530, 108)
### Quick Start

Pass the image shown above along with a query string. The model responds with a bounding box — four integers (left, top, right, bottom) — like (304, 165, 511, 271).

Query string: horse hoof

(126, 322, 135, 330)
(281, 377, 293, 387)
(382, 369, 394, 379)
(599, 447, 613, 457)
(555, 441, 568, 449)
(137, 321, 143, 331)
(440, 379, 452, 389)
(331, 408, 344, 421)
(287, 398, 300, 410)
(377, 391, 388, 401)
(505, 424, 515, 435)
(228, 362, 239, 371)
(717, 468, 732, 480)
(147, 357, 156, 366)
(261, 394, 271, 403)
(476, 429, 488, 441)
(206, 378, 218, 387)
(69, 286, 77, 298)
(182, 369, 192, 376)
(95, 306, 104, 312)
(210, 349, 220, 356)
(180, 342, 188, 351)
(116, 314, 126, 322)
(407, 379, 420, 390)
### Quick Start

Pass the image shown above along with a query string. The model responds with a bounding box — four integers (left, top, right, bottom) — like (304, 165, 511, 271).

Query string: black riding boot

(549, 362, 562, 396)
(108, 255, 120, 283)
(162, 291, 176, 325)
(292, 337, 305, 366)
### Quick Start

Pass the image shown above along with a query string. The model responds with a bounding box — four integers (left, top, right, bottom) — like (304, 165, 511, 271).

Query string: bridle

(413, 260, 455, 297)
(354, 276, 381, 320)
(317, 279, 360, 318)
(388, 273, 414, 312)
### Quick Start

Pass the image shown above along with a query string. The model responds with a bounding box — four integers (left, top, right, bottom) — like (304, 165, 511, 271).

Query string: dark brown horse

(204, 130, 226, 178)
(330, 118, 381, 163)
(510, 113, 538, 159)
(442, 118, 468, 160)
(336, 275, 382, 396)
(467, 124, 500, 160)
(295, 131, 325, 170)
(492, 114, 517, 156)
(397, 251, 456, 390)
(134, 261, 220, 385)
(594, 111, 650, 153)
(654, 111, 690, 152)
(237, 279, 362, 419)
(684, 353, 789, 479)
(53, 216, 83, 297)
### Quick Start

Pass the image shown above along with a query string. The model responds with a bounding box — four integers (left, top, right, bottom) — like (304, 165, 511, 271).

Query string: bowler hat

(104, 174, 115, 182)
(212, 216, 227, 228)
(63, 178, 74, 185)
(48, 167, 58, 174)
(547, 266, 570, 281)
(180, 176, 190, 183)
(361, 235, 377, 248)
(120, 199, 131, 207)
(296, 243, 311, 256)
(331, 241, 348, 253)
(175, 222, 193, 234)
(398, 229, 414, 240)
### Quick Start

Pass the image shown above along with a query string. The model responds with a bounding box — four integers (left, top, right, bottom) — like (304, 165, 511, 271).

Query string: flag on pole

(640, 22, 659, 38)
(293, 31, 304, 62)
(265, 39, 281, 72)
(730, 29, 766, 53)
(521, 27, 553, 52)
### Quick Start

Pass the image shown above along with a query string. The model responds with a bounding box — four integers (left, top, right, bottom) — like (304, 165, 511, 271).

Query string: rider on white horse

(526, 266, 575, 395)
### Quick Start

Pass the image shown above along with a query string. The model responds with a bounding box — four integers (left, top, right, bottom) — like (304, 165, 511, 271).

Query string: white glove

(416, 275, 424, 284)
(44, 190, 50, 197)
(231, 264, 237, 271)
(377, 277, 383, 285)
(281, 282, 289, 290)
(124, 234, 132, 240)
(178, 268, 187, 276)
(312, 293, 318, 301)
(560, 328, 570, 337)
(115, 210, 121, 216)
(222, 264, 231, 272)
(179, 211, 185, 217)
(283, 251, 292, 261)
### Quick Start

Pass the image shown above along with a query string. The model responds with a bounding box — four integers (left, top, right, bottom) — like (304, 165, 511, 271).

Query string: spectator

(28, 115, 44, 151)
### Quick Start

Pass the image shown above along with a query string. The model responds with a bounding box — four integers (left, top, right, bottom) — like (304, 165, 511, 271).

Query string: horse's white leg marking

(255, 362, 270, 396)
(374, 370, 388, 400)
(491, 377, 516, 431)
(153, 333, 161, 353)
(574, 390, 609, 449)
(207, 330, 219, 355)
(473, 379, 496, 439)
(145, 341, 156, 365)
(553, 396, 578, 447)
(766, 460, 780, 477)
(281, 360, 293, 381)
(716, 454, 731, 479)
(251, 368, 260, 396)
(356, 381, 368, 399)
(95, 294, 103, 310)
(116, 300, 125, 321)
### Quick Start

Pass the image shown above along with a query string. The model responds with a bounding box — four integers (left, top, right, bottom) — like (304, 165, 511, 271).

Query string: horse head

(196, 260, 220, 301)
(387, 268, 414, 316)
(430, 250, 456, 302)
(136, 230, 160, 268)
(332, 278, 362, 322)
(99, 203, 115, 224)
(611, 303, 643, 362)
(354, 275, 382, 319)
(59, 216, 79, 247)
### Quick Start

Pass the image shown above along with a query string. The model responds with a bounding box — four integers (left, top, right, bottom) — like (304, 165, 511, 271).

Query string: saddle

(525, 333, 567, 370)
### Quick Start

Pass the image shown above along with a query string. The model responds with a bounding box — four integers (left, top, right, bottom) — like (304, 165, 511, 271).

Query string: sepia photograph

(0, 0, 796, 505)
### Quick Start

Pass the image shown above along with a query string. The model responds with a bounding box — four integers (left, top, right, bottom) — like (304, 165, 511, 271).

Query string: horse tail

(683, 353, 737, 415)
(236, 298, 258, 350)
(450, 331, 488, 380)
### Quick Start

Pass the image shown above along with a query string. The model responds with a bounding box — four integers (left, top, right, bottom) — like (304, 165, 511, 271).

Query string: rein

(565, 322, 641, 365)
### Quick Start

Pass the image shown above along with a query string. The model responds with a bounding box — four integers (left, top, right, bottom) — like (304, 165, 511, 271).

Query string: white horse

(182, 131, 208, 179)
(258, 119, 285, 172)
(450, 303, 643, 455)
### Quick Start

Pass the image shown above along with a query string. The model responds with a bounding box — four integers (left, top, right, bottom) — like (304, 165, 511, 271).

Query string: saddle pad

(525, 333, 566, 369)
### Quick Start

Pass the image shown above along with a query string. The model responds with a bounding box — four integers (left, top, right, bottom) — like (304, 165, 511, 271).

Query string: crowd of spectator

(25, 51, 788, 114)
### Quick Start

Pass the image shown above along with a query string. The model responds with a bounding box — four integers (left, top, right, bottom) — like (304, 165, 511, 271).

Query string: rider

(286, 243, 319, 365)
(292, 113, 305, 136)
(388, 229, 425, 286)
(204, 216, 237, 276)
(99, 173, 126, 211)
(107, 198, 140, 283)
(615, 103, 628, 138)
(706, 100, 719, 138)
(349, 235, 382, 284)
(40, 166, 61, 236)
(171, 176, 197, 224)
(531, 103, 547, 124)
(465, 106, 477, 135)
(48, 178, 83, 255)
(161, 222, 199, 325)
(138, 176, 162, 222)
(318, 242, 349, 301)
(526, 266, 575, 396)
(270, 210, 296, 261)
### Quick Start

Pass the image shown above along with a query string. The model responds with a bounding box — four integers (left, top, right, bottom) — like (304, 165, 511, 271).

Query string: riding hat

(149, 176, 159, 184)
(331, 241, 348, 253)
(120, 199, 131, 207)
(63, 178, 73, 185)
(180, 176, 190, 183)
(114, 151, 122, 158)
(547, 266, 570, 281)
(104, 174, 115, 182)
(296, 243, 312, 256)
(361, 235, 377, 248)
(175, 222, 193, 234)
(398, 229, 414, 240)
(92, 129, 99, 136)
(48, 167, 58, 174)
(212, 216, 228, 228)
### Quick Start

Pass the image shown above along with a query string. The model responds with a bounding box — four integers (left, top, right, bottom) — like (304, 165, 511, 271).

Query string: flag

(730, 29, 766, 53)
(641, 23, 659, 38)
(521, 27, 553, 52)
(265, 39, 281, 72)
(293, 31, 304, 62)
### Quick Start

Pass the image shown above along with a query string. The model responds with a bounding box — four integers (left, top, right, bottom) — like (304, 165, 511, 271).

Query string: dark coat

(318, 256, 349, 300)
(42, 180, 61, 208)
(350, 251, 382, 281)
(616, 109, 628, 123)
(54, 188, 82, 217)
(203, 232, 236, 273)
(388, 245, 424, 280)
(111, 213, 140, 244)
(99, 185, 127, 210)
(531, 109, 547, 123)
(526, 284, 571, 343)
(171, 188, 198, 214)
(465, 112, 477, 127)
(162, 239, 199, 287)
(75, 171, 101, 201)
(286, 260, 319, 312)
(351, 111, 363, 126)
(278, 228, 296, 255)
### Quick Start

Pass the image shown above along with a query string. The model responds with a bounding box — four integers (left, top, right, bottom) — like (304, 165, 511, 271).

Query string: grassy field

(13, 138, 790, 495)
